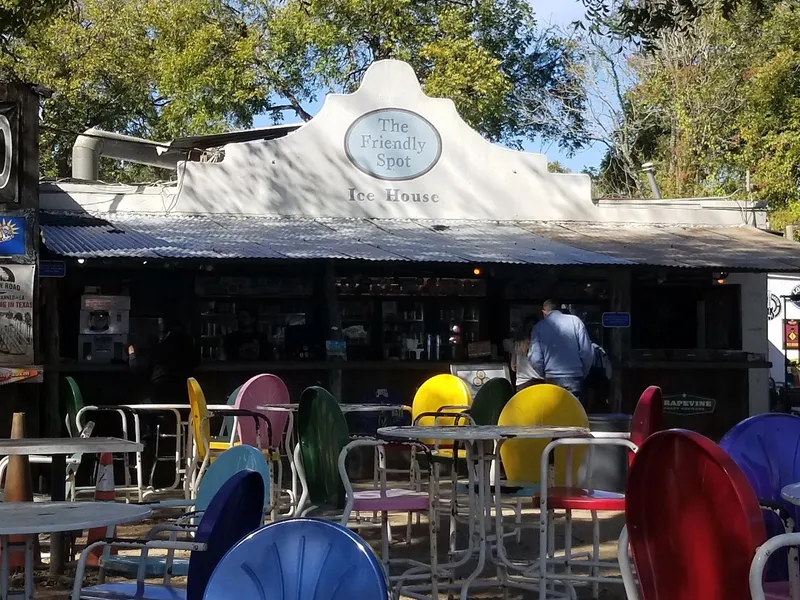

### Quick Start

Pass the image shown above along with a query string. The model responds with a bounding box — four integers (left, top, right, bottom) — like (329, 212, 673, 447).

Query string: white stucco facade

(39, 59, 781, 417)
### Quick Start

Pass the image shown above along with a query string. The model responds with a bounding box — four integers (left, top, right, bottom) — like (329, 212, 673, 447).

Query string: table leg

(49, 454, 66, 576)
(1, 535, 9, 600)
(24, 536, 33, 600)
(460, 443, 488, 600)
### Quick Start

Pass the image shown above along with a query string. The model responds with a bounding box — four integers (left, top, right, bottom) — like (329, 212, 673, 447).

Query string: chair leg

(429, 503, 439, 600)
(381, 511, 390, 568)
(565, 508, 573, 578)
(591, 510, 600, 599)
(547, 508, 556, 593)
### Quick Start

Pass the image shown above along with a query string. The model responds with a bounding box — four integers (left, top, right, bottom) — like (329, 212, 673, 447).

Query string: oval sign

(0, 115, 12, 191)
(344, 108, 442, 181)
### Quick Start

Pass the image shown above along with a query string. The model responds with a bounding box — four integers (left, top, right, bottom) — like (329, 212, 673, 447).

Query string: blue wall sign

(602, 312, 631, 328)
(40, 260, 66, 278)
(0, 216, 25, 256)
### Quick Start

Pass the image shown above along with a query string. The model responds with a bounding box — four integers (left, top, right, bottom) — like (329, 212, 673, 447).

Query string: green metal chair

(296, 386, 350, 511)
(63, 376, 86, 437)
(292, 386, 435, 585)
(470, 377, 514, 426)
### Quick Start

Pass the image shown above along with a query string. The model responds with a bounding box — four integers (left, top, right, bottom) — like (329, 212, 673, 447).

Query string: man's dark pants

(545, 376, 585, 405)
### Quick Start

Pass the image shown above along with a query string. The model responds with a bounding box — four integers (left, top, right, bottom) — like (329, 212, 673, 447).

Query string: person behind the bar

(129, 313, 198, 404)
(128, 313, 198, 486)
(529, 299, 595, 404)
(224, 309, 270, 361)
(509, 315, 543, 392)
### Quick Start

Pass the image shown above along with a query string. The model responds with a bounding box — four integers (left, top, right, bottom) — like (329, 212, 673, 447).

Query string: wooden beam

(324, 261, 343, 401)
(609, 269, 631, 413)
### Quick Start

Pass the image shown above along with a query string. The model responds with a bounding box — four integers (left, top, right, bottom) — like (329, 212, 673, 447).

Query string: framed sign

(786, 320, 799, 350)
(450, 362, 510, 398)
(0, 264, 34, 365)
(0, 216, 25, 256)
(663, 393, 716, 416)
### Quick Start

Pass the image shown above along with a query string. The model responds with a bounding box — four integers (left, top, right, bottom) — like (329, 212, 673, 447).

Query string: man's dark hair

(542, 299, 559, 313)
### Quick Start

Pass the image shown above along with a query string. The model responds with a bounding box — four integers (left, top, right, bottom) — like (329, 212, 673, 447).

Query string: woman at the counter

(509, 316, 543, 392)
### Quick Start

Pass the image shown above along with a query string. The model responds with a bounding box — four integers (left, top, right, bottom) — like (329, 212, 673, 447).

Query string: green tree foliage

(1, 0, 586, 179)
(585, 0, 800, 226)
(262, 0, 586, 150)
(0, 0, 67, 40)
(1, 0, 271, 178)
(579, 0, 771, 46)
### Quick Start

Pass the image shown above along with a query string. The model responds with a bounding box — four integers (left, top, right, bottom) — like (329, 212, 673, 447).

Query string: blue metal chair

(219, 385, 241, 441)
(719, 412, 800, 582)
(100, 445, 271, 580)
(72, 470, 265, 600)
(202, 518, 388, 600)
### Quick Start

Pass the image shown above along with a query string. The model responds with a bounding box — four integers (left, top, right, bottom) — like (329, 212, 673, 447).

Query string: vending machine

(77, 294, 130, 363)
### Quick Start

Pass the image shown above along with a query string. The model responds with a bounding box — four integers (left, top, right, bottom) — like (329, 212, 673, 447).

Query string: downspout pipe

(71, 128, 178, 181)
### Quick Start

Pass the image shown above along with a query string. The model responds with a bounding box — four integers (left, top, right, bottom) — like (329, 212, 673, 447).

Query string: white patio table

(77, 404, 229, 500)
(378, 424, 589, 600)
(0, 501, 151, 600)
(0, 436, 143, 577)
(782, 482, 800, 506)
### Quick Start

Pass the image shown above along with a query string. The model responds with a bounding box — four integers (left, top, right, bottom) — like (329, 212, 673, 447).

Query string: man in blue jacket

(529, 299, 595, 403)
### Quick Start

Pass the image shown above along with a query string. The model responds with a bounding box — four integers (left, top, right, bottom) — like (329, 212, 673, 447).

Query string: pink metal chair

(234, 374, 291, 516)
(620, 428, 792, 600)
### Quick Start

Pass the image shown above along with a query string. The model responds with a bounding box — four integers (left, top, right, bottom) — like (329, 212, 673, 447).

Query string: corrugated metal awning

(522, 223, 800, 271)
(39, 212, 800, 270)
(39, 213, 631, 265)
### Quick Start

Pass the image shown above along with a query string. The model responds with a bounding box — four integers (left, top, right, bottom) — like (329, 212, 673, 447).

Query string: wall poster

(0, 264, 33, 364)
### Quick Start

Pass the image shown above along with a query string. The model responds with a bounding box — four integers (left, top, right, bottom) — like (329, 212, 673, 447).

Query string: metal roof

(39, 213, 800, 270)
(163, 124, 302, 152)
(39, 213, 631, 265)
(521, 223, 800, 271)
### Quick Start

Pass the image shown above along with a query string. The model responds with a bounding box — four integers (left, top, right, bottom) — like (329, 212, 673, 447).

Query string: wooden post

(609, 269, 631, 413)
(324, 261, 343, 401)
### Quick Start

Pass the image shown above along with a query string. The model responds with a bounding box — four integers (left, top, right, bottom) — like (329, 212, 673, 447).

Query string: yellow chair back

(188, 377, 211, 461)
(498, 384, 588, 486)
(412, 374, 472, 446)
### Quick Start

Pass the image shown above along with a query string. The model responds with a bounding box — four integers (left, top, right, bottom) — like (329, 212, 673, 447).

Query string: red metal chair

(536, 386, 663, 597)
(620, 428, 791, 600)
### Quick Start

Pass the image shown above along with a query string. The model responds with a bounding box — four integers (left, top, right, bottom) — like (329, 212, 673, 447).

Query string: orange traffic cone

(2, 412, 39, 568)
(86, 452, 117, 566)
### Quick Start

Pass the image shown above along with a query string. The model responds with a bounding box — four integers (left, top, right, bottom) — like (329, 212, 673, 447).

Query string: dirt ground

(24, 501, 628, 599)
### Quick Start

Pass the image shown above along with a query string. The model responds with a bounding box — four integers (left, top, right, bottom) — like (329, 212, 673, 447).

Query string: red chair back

(626, 429, 765, 600)
(235, 374, 290, 449)
(628, 385, 664, 466)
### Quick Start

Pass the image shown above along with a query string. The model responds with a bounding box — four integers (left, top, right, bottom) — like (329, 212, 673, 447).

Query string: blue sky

(253, 0, 605, 172)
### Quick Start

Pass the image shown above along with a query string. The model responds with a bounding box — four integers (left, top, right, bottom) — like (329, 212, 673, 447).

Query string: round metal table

(781, 482, 800, 506)
(0, 501, 152, 600)
(378, 425, 589, 600)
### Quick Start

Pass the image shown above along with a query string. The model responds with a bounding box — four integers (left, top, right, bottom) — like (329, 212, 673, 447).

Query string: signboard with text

(786, 320, 799, 350)
(0, 264, 34, 364)
(178, 60, 594, 221)
(663, 393, 716, 416)
(602, 312, 631, 328)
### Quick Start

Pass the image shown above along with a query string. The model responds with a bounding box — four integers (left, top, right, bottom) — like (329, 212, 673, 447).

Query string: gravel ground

(21, 503, 628, 599)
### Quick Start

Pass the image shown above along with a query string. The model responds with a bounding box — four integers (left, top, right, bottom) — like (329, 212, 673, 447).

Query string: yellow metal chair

(498, 383, 588, 487)
(411, 373, 472, 459)
(187, 377, 239, 497)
